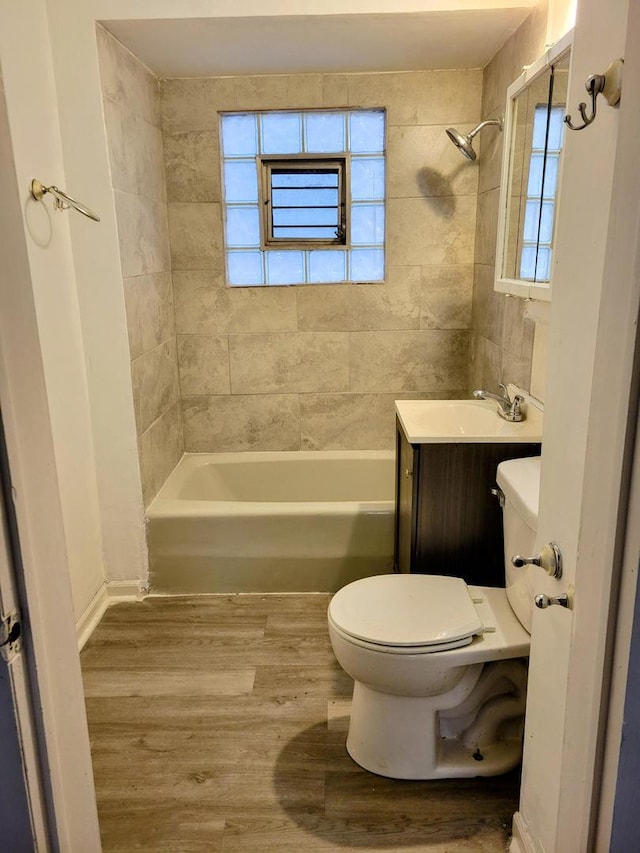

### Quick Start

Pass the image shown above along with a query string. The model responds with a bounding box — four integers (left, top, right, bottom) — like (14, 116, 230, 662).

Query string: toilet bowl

(328, 455, 540, 780)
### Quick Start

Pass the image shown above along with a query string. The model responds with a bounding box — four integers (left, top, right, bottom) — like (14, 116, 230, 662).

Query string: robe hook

(564, 59, 623, 132)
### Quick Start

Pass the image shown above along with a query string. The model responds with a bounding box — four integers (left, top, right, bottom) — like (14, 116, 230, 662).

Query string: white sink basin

(395, 399, 543, 444)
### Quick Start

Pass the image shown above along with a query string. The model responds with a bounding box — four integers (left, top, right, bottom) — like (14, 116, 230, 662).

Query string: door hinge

(0, 610, 22, 663)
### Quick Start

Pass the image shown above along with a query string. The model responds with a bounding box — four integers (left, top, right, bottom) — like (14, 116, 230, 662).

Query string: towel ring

(30, 179, 100, 222)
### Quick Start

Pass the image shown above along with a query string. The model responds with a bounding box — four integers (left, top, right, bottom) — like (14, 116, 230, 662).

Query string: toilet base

(345, 664, 526, 780)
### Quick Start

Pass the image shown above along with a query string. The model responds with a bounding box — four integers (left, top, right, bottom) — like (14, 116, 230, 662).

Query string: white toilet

(328, 455, 540, 780)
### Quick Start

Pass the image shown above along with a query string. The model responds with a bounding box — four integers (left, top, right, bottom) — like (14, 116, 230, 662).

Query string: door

(512, 0, 640, 850)
(0, 410, 50, 850)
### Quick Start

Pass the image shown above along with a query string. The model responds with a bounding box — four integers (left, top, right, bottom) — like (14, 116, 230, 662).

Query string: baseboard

(76, 579, 145, 650)
(510, 811, 541, 853)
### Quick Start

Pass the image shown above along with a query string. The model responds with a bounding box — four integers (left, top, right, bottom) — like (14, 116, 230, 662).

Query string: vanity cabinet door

(393, 423, 540, 585)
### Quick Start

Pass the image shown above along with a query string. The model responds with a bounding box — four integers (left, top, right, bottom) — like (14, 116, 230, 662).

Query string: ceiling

(102, 7, 535, 78)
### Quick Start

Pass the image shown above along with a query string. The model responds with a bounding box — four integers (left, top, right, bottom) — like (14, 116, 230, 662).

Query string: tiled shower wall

(470, 7, 549, 395)
(161, 70, 483, 452)
(97, 26, 183, 506)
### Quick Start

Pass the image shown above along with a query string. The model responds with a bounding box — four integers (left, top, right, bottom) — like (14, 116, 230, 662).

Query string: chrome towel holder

(30, 179, 100, 222)
(564, 58, 624, 132)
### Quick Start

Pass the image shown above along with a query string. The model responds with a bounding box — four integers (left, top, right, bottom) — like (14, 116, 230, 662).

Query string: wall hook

(564, 59, 623, 132)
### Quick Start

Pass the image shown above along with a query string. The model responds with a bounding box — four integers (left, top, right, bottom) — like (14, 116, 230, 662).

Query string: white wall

(45, 1, 149, 595)
(1, 0, 150, 621)
(0, 6, 103, 848)
(0, 3, 109, 620)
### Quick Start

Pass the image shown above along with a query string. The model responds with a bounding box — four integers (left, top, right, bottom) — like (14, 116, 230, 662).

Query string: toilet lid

(329, 574, 483, 647)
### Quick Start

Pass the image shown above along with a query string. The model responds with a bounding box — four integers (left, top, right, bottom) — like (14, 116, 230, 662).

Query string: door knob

(511, 541, 563, 579)
(535, 593, 570, 609)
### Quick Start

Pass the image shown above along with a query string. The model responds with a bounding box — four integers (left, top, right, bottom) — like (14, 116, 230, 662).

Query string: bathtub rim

(146, 449, 396, 516)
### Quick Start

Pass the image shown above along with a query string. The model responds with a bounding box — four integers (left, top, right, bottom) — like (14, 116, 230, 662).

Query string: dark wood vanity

(394, 418, 540, 587)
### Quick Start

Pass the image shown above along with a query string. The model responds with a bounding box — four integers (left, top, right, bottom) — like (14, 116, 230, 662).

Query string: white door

(512, 0, 640, 850)
(0, 411, 50, 850)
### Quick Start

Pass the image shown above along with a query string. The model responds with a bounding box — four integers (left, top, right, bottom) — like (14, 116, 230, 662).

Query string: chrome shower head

(446, 127, 477, 161)
(445, 117, 503, 162)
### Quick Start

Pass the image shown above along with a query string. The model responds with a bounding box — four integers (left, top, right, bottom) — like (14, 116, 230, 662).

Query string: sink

(395, 399, 543, 444)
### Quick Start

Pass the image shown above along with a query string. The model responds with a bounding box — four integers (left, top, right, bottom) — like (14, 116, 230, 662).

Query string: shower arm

(467, 117, 503, 141)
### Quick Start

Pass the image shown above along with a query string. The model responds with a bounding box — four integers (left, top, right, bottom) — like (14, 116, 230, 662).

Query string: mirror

(496, 31, 572, 301)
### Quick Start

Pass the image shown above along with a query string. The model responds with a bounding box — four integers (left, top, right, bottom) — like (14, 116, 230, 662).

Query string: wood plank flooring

(81, 595, 520, 852)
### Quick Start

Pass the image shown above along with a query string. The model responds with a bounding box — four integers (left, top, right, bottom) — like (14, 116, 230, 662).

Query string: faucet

(472, 383, 525, 422)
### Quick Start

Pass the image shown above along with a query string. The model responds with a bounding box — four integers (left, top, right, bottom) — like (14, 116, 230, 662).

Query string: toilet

(328, 455, 540, 780)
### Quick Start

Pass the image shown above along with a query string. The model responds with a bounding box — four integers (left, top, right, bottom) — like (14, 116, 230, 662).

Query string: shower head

(446, 127, 477, 161)
(445, 117, 503, 162)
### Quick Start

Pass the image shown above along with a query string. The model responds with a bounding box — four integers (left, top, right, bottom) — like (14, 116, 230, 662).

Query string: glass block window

(519, 104, 565, 282)
(220, 109, 386, 286)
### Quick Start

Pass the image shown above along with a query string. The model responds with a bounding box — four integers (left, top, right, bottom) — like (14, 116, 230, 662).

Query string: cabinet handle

(404, 469, 413, 478)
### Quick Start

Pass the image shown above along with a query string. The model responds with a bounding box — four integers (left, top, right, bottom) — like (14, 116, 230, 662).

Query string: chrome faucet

(472, 383, 525, 422)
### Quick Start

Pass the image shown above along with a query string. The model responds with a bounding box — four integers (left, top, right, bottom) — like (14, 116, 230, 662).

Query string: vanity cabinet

(394, 420, 540, 587)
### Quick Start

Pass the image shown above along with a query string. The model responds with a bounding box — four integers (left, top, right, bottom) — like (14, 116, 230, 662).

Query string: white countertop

(395, 398, 544, 444)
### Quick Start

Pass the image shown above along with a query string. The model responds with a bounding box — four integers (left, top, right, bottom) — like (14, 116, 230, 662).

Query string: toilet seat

(329, 574, 484, 654)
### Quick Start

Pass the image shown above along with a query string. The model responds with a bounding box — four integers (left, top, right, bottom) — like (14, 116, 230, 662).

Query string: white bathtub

(146, 450, 395, 593)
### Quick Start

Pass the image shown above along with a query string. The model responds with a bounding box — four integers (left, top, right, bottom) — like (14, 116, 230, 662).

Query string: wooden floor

(81, 595, 520, 852)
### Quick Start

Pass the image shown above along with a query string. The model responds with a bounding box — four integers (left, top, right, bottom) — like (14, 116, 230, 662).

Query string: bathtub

(146, 450, 395, 594)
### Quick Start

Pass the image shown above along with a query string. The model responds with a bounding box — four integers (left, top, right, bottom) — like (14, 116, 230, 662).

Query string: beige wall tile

(123, 272, 175, 360)
(96, 25, 160, 127)
(350, 329, 469, 392)
(502, 347, 533, 391)
(168, 203, 223, 269)
(482, 9, 547, 118)
(173, 270, 297, 335)
(222, 74, 324, 112)
(138, 402, 183, 507)
(387, 196, 476, 266)
(469, 333, 503, 392)
(161, 75, 325, 133)
(229, 333, 349, 394)
(182, 395, 301, 452)
(348, 70, 482, 126)
(387, 125, 479, 198)
(156, 66, 487, 454)
(503, 292, 535, 363)
(99, 23, 185, 496)
(164, 131, 220, 202)
(131, 339, 180, 435)
(470, 8, 548, 395)
(114, 191, 170, 278)
(420, 265, 473, 330)
(471, 264, 505, 347)
(161, 78, 219, 133)
(300, 393, 400, 450)
(477, 108, 506, 195)
(322, 74, 349, 106)
(296, 267, 420, 332)
(177, 335, 230, 395)
(104, 99, 166, 201)
(474, 188, 500, 267)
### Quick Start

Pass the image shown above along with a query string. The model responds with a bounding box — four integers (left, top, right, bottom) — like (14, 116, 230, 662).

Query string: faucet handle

(499, 382, 510, 399)
(510, 394, 524, 418)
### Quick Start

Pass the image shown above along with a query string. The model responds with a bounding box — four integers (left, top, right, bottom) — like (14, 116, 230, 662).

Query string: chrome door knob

(535, 593, 570, 609)
(511, 541, 563, 579)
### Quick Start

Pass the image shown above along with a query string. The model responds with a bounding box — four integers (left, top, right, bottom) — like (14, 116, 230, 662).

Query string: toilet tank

(496, 456, 541, 634)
